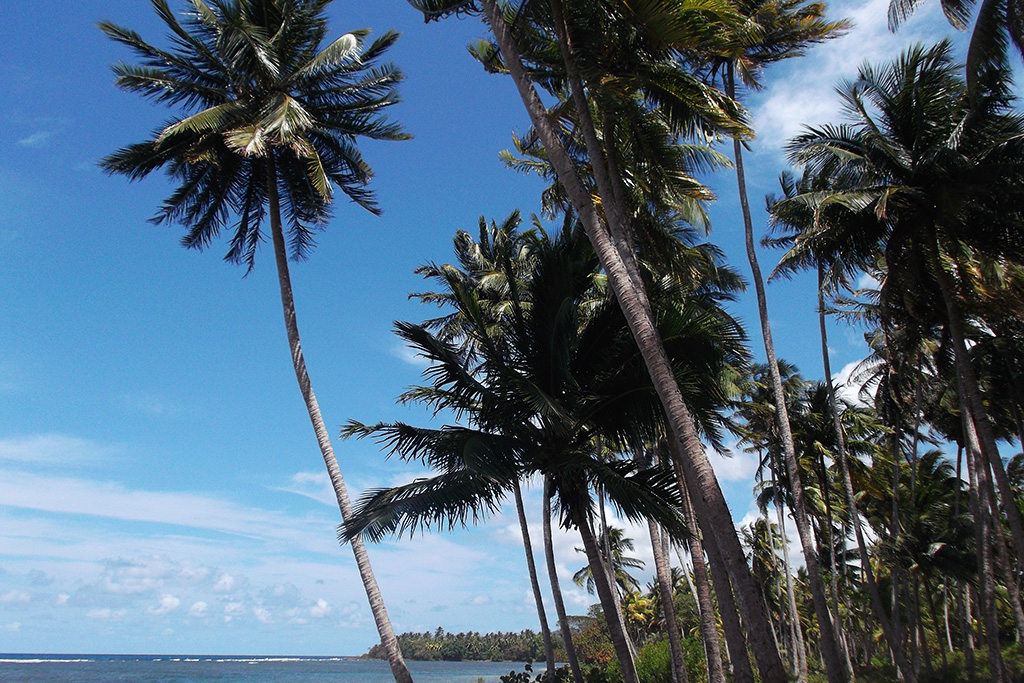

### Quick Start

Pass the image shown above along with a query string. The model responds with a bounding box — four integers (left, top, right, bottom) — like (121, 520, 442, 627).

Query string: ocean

(0, 655, 542, 682)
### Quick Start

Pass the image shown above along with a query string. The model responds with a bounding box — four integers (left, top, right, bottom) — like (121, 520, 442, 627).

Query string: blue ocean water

(0, 655, 540, 682)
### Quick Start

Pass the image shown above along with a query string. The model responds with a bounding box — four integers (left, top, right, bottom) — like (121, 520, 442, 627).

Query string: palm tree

(782, 40, 1024, 681)
(573, 526, 645, 596)
(99, 2, 411, 680)
(410, 5, 790, 680)
(704, 2, 853, 679)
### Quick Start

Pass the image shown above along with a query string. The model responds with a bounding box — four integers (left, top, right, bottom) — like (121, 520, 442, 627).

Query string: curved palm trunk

(931, 250, 1024, 574)
(647, 518, 689, 683)
(726, 66, 846, 683)
(476, 6, 786, 681)
(575, 511, 639, 683)
(672, 454, 729, 683)
(543, 477, 584, 682)
(931, 245, 1010, 677)
(817, 273, 913, 681)
(773, 470, 808, 682)
(815, 273, 854, 681)
(266, 157, 411, 683)
(515, 481, 556, 679)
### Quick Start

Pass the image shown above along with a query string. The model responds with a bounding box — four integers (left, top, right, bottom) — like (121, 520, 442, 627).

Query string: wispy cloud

(392, 342, 430, 368)
(751, 0, 949, 154)
(0, 434, 114, 467)
(17, 131, 53, 148)
(119, 392, 182, 417)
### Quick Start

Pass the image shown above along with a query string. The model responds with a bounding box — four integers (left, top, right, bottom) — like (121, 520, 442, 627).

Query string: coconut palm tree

(99, 2, 411, 679)
(572, 526, 645, 596)
(782, 40, 1024, 681)
(703, 2, 853, 678)
(408, 4, 789, 678)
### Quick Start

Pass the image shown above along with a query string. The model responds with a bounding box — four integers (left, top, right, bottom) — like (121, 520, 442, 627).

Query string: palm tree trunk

(773, 470, 807, 683)
(673, 456, 729, 683)
(817, 270, 911, 679)
(820, 310, 912, 680)
(726, 64, 847, 683)
(476, 6, 786, 682)
(931, 244, 1007, 678)
(265, 156, 412, 683)
(575, 511, 640, 683)
(544, 477, 584, 682)
(648, 518, 689, 683)
(515, 480, 556, 679)
(930, 245, 1024, 575)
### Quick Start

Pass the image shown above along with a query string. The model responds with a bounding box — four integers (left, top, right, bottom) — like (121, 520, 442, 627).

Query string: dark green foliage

(365, 628, 561, 663)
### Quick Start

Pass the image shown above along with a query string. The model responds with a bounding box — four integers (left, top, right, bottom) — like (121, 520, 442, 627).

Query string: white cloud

(278, 471, 335, 506)
(253, 606, 273, 624)
(392, 343, 430, 368)
(17, 131, 53, 148)
(86, 608, 127, 620)
(189, 601, 208, 618)
(223, 602, 244, 618)
(707, 446, 760, 483)
(834, 359, 875, 407)
(3, 622, 21, 632)
(213, 573, 236, 593)
(55, 594, 69, 606)
(0, 470, 336, 554)
(855, 272, 880, 291)
(0, 434, 111, 466)
(147, 594, 180, 616)
(0, 590, 29, 604)
(309, 598, 331, 618)
(750, 0, 949, 153)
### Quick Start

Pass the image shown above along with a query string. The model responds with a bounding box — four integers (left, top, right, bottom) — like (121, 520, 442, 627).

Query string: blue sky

(0, 0, 956, 657)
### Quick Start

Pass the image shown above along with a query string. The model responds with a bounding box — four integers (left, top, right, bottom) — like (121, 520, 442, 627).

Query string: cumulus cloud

(147, 594, 181, 616)
(309, 599, 331, 618)
(253, 606, 273, 624)
(189, 601, 208, 618)
(213, 573, 236, 593)
(750, 0, 949, 153)
(55, 594, 69, 606)
(707, 446, 760, 483)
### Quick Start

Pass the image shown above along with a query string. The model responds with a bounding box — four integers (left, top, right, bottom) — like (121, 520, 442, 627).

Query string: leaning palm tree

(99, 2, 411, 680)
(410, 4, 787, 679)
(781, 40, 1024, 681)
(703, 3, 853, 680)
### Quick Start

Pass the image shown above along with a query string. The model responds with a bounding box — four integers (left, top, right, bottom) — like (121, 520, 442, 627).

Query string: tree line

(101, 0, 1024, 682)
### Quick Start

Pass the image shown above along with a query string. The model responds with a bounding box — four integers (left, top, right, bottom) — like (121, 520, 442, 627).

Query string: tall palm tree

(99, 2, 411, 680)
(782, 40, 1024, 681)
(705, 2, 853, 679)
(410, 5, 790, 680)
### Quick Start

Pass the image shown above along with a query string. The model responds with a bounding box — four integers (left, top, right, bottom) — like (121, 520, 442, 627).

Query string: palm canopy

(100, 0, 407, 269)
(340, 214, 748, 543)
(778, 40, 1024, 325)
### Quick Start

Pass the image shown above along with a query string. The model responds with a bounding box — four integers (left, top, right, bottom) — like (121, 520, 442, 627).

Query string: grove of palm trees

(101, 0, 1024, 682)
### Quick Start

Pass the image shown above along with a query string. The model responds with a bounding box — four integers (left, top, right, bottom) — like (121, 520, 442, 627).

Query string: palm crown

(100, 0, 407, 269)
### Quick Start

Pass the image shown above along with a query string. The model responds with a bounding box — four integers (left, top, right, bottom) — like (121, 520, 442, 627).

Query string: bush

(635, 640, 671, 683)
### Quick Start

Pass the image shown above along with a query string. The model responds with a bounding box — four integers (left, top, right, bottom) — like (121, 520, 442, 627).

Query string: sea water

(0, 655, 540, 682)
